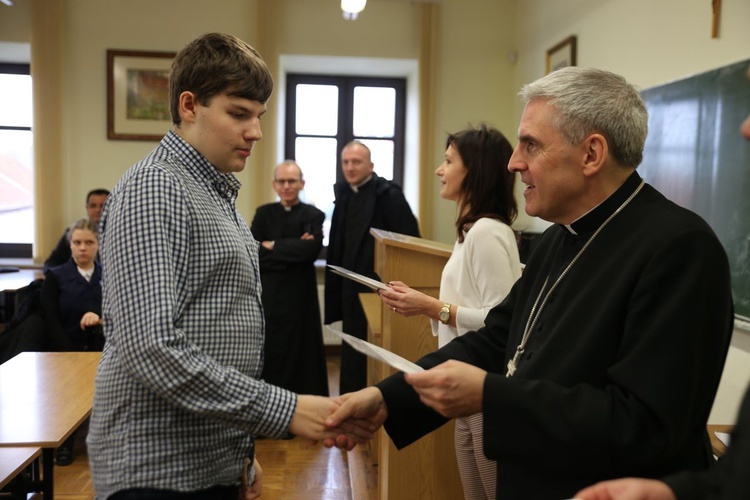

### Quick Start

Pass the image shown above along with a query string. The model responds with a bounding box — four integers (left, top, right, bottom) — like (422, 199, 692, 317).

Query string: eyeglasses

(273, 179, 301, 186)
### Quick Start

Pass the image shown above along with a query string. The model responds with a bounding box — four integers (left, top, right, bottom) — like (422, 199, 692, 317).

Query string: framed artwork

(107, 49, 175, 141)
(545, 36, 577, 75)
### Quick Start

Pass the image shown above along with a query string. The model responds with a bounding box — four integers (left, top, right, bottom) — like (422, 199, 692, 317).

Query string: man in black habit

(251, 160, 329, 396)
(326, 68, 735, 499)
(325, 141, 420, 394)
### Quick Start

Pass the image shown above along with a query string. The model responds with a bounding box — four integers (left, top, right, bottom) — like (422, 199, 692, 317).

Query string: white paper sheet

(326, 327, 424, 374)
(715, 431, 731, 447)
(326, 265, 389, 291)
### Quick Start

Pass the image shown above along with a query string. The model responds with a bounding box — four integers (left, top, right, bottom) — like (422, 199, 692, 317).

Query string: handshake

(291, 387, 387, 450)
(287, 359, 488, 449)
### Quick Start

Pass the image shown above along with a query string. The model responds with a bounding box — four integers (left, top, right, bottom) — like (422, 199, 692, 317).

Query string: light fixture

(341, 0, 366, 20)
(0, 0, 14, 6)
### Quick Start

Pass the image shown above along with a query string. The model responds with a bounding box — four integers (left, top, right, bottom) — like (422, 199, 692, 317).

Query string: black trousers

(109, 484, 240, 500)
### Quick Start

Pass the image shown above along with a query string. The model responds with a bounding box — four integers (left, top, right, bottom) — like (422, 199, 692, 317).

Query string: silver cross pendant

(505, 348, 524, 378)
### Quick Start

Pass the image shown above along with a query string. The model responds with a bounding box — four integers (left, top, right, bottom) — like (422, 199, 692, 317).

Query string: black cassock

(251, 202, 329, 396)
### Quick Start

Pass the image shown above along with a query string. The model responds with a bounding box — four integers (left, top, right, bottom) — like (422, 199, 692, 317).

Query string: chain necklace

(505, 180, 645, 377)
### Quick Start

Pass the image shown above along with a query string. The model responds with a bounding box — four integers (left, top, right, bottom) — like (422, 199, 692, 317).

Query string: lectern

(369, 228, 462, 500)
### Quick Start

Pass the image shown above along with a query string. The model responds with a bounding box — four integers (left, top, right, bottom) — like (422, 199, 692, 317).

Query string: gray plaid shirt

(87, 131, 296, 498)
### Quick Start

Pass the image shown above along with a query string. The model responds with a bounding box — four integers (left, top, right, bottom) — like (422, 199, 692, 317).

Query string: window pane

(0, 130, 35, 244)
(353, 86, 395, 138)
(0, 74, 33, 127)
(295, 137, 338, 246)
(295, 84, 339, 136)
(359, 139, 394, 181)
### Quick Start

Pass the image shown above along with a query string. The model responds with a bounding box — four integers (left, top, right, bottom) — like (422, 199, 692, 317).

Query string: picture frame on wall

(107, 49, 176, 141)
(545, 36, 577, 75)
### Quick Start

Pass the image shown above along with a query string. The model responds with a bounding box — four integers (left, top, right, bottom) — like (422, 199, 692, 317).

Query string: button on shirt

(87, 130, 297, 498)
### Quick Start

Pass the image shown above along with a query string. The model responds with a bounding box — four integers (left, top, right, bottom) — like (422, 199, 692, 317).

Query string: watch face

(439, 306, 449, 322)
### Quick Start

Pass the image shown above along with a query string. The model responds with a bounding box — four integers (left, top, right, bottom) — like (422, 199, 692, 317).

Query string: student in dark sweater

(41, 218, 103, 466)
(42, 218, 103, 352)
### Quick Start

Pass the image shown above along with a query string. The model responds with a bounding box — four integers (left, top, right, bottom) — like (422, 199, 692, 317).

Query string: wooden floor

(25, 353, 378, 499)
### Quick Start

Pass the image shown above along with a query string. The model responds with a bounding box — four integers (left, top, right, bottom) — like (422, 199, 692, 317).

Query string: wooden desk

(0, 447, 41, 490)
(0, 351, 100, 498)
(708, 424, 733, 458)
(359, 293, 382, 469)
(0, 269, 41, 292)
(0, 269, 42, 323)
(370, 229, 462, 499)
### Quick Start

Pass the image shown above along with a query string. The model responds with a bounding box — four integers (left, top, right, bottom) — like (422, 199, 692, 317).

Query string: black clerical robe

(376, 172, 734, 499)
(251, 202, 328, 396)
(664, 384, 750, 499)
(325, 174, 420, 393)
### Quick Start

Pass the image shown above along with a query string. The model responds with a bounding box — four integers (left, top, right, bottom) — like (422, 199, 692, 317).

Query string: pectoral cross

(505, 347, 524, 378)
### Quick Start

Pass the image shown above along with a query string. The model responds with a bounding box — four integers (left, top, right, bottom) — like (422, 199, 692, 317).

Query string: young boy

(88, 33, 355, 500)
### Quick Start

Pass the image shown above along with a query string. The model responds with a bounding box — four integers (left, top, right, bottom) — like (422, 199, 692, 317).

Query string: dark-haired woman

(378, 125, 522, 499)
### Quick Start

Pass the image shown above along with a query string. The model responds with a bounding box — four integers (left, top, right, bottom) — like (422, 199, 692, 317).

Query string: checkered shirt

(87, 131, 296, 498)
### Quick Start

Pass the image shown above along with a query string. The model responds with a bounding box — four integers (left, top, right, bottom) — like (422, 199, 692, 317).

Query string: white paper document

(326, 327, 424, 374)
(326, 265, 389, 291)
(715, 431, 731, 447)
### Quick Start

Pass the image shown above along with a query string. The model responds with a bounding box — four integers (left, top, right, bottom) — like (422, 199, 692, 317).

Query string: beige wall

(4, 0, 749, 241)
(512, 0, 750, 232)
(62, 0, 261, 233)
(2, 0, 749, 422)
(0, 0, 30, 42)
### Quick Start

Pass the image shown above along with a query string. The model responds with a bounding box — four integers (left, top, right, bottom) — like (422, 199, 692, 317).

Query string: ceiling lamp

(341, 0, 366, 20)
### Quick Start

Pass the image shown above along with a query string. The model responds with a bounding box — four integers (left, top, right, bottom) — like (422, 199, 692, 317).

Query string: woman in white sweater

(378, 125, 522, 500)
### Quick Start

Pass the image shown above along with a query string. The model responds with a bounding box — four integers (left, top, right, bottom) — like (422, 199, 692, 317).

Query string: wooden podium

(368, 228, 462, 500)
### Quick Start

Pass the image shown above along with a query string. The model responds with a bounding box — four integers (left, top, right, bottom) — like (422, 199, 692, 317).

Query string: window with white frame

(0, 62, 34, 258)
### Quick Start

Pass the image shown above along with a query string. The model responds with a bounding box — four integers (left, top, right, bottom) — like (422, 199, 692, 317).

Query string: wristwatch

(438, 303, 451, 324)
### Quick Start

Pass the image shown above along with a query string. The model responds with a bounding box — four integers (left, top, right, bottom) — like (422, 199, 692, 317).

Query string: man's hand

(289, 395, 372, 445)
(573, 478, 676, 500)
(300, 232, 314, 240)
(404, 360, 486, 417)
(239, 457, 262, 500)
(323, 387, 389, 450)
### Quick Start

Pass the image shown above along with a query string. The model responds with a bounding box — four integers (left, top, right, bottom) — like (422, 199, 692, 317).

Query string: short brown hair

(169, 33, 274, 125)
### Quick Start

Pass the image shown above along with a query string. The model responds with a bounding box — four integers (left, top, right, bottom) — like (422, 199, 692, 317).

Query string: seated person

(41, 218, 103, 466)
(42, 218, 103, 353)
(43, 188, 109, 272)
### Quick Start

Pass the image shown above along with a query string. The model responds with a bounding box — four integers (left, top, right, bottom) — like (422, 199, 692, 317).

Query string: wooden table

(708, 424, 734, 458)
(0, 446, 41, 491)
(0, 351, 101, 498)
(0, 269, 42, 323)
(359, 293, 382, 470)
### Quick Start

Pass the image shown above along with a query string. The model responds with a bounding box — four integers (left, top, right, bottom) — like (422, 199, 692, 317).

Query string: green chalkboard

(640, 59, 750, 322)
